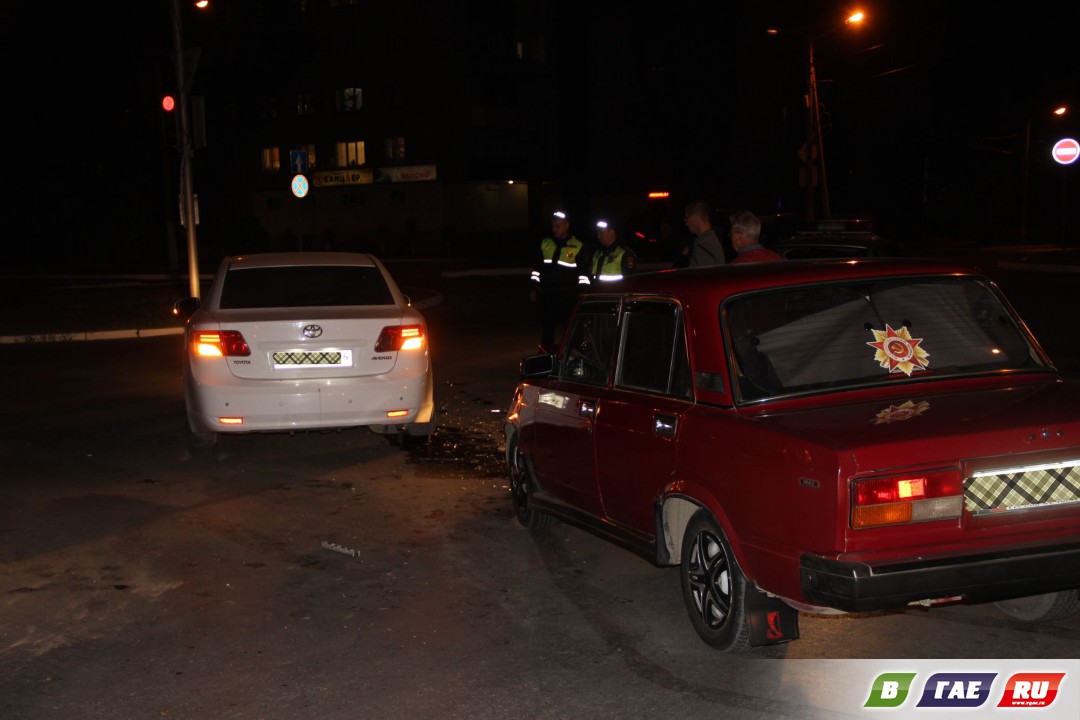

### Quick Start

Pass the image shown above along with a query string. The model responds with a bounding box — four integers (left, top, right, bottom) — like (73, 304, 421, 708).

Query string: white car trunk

(205, 306, 406, 380)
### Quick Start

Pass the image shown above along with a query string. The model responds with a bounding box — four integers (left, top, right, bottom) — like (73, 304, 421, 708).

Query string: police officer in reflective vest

(588, 218, 637, 284)
(529, 211, 589, 347)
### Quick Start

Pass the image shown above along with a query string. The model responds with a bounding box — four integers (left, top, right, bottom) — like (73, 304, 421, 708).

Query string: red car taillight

(851, 468, 963, 529)
(375, 324, 425, 352)
(192, 330, 251, 357)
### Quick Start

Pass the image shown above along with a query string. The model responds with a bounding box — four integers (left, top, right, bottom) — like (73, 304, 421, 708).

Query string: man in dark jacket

(680, 199, 727, 267)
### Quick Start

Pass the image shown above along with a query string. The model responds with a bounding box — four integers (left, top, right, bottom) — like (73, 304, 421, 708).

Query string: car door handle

(653, 413, 678, 438)
(578, 398, 598, 418)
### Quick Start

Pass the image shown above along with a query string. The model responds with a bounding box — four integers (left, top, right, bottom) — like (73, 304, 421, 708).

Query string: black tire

(386, 416, 432, 451)
(188, 430, 219, 450)
(507, 435, 554, 531)
(680, 510, 751, 652)
(994, 589, 1080, 623)
(390, 413, 436, 450)
(391, 430, 429, 449)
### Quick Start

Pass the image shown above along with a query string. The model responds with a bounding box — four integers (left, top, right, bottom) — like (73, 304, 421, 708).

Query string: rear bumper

(800, 541, 1080, 612)
(186, 369, 433, 434)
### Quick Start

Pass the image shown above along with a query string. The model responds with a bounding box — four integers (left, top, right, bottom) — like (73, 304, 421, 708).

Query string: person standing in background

(588, 218, 637, 283)
(729, 210, 784, 264)
(529, 210, 589, 347)
(679, 200, 727, 267)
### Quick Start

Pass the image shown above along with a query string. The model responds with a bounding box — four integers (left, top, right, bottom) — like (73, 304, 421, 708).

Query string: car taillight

(192, 330, 251, 357)
(375, 324, 425, 352)
(851, 468, 963, 529)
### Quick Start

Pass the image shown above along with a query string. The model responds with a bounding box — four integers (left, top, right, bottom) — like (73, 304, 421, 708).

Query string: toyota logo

(302, 324, 323, 338)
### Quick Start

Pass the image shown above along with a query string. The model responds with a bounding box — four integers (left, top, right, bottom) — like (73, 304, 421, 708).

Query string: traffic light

(161, 94, 179, 147)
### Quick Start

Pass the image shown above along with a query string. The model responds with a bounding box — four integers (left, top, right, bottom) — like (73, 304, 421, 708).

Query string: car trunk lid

(204, 306, 408, 380)
(753, 379, 1080, 513)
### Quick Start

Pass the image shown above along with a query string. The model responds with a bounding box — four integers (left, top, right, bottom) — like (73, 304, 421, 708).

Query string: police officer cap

(552, 210, 568, 221)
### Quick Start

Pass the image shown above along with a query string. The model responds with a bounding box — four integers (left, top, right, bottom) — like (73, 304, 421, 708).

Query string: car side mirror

(520, 352, 556, 379)
(173, 296, 201, 321)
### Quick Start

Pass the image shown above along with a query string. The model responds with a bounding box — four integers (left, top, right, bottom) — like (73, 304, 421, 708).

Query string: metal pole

(1062, 168, 1069, 249)
(813, 49, 831, 220)
(171, 0, 201, 299)
(804, 40, 816, 221)
(1021, 115, 1031, 244)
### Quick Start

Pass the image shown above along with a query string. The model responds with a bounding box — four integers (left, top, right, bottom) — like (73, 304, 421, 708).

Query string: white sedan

(173, 252, 434, 447)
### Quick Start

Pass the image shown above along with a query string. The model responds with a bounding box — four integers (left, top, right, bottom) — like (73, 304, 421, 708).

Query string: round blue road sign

(292, 174, 310, 198)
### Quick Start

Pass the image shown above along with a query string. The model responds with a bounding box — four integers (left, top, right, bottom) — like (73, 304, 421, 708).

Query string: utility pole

(804, 40, 831, 221)
(804, 40, 817, 221)
(1021, 116, 1031, 244)
(170, 0, 201, 299)
(798, 12, 864, 222)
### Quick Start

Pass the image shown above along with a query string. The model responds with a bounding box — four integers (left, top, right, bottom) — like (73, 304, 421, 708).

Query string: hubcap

(687, 530, 732, 629)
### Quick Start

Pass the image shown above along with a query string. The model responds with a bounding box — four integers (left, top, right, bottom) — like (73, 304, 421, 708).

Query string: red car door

(528, 299, 620, 516)
(595, 391, 687, 532)
(596, 299, 692, 532)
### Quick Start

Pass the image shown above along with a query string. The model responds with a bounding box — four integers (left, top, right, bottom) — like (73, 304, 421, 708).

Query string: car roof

(221, 251, 380, 269)
(773, 231, 896, 246)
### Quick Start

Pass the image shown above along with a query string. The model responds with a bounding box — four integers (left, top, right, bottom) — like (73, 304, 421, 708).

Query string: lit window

(297, 92, 314, 116)
(261, 147, 280, 172)
(336, 141, 366, 167)
(337, 87, 363, 112)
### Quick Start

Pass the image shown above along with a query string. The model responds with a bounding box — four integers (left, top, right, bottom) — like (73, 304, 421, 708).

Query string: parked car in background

(770, 230, 906, 260)
(173, 252, 435, 448)
(504, 258, 1080, 652)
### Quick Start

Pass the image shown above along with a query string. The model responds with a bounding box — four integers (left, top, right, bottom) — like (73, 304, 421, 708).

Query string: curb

(0, 326, 185, 345)
(0, 290, 446, 346)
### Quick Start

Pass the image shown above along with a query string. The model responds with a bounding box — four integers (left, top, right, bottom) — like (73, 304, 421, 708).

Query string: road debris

(321, 541, 359, 558)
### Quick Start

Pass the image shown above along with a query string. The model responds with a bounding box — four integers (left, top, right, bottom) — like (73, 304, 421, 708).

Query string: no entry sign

(1051, 138, 1080, 165)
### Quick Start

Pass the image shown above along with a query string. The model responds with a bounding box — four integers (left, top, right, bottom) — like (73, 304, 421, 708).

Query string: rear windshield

(724, 276, 1047, 402)
(219, 265, 394, 309)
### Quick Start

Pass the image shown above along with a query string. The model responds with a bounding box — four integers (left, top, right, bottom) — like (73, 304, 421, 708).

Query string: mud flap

(746, 582, 800, 646)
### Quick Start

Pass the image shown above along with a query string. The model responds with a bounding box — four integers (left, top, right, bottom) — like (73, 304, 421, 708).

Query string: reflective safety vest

(590, 245, 632, 283)
(531, 236, 585, 284)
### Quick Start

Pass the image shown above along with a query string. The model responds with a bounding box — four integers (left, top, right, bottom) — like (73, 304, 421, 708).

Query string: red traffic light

(162, 95, 176, 112)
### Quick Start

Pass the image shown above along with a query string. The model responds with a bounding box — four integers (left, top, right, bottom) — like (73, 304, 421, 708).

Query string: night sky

(4, 1, 1079, 264)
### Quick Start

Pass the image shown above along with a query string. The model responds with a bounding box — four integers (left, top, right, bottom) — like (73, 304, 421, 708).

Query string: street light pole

(170, 0, 201, 299)
(804, 40, 816, 221)
(805, 40, 831, 221)
(800, 11, 864, 223)
(1021, 106, 1067, 245)
(1022, 115, 1032, 244)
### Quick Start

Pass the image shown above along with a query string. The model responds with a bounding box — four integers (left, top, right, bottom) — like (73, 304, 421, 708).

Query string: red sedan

(504, 258, 1080, 652)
